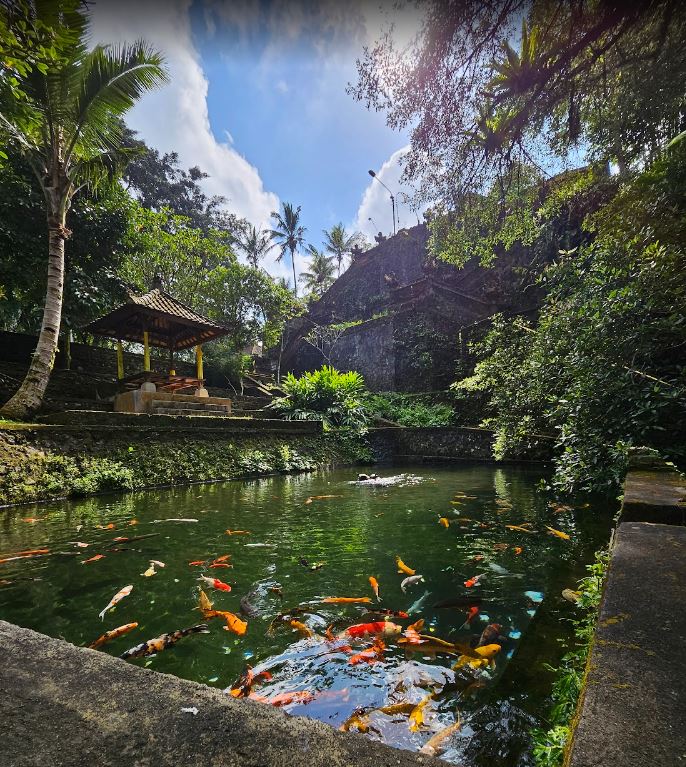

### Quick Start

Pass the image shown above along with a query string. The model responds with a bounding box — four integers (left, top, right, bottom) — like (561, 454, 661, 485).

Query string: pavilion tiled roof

(85, 288, 229, 350)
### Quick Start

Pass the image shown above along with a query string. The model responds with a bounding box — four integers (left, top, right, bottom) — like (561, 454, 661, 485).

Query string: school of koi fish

(0, 467, 607, 764)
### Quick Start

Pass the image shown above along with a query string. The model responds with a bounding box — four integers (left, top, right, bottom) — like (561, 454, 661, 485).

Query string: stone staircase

(150, 399, 230, 418)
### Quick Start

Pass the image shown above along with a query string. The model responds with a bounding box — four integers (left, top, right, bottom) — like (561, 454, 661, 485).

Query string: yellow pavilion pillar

(143, 331, 151, 372)
(195, 344, 204, 379)
(116, 340, 124, 380)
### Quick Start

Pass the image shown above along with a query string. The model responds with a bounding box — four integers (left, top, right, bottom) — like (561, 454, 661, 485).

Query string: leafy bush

(531, 550, 609, 766)
(366, 392, 455, 427)
(270, 365, 370, 430)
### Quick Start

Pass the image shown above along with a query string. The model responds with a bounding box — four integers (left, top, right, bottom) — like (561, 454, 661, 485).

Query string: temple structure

(85, 286, 233, 416)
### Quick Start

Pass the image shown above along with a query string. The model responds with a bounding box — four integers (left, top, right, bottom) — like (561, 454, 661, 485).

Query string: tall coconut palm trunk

(1, 212, 68, 419)
(290, 247, 298, 297)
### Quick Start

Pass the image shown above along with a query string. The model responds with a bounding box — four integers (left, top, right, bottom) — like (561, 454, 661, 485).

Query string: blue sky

(92, 0, 426, 281)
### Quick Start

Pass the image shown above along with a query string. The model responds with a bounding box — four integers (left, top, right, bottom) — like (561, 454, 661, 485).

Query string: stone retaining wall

(0, 620, 442, 767)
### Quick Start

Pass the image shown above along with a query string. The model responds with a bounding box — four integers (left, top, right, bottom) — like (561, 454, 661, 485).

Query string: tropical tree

(323, 222, 361, 276)
(269, 202, 306, 297)
(0, 2, 166, 419)
(300, 245, 335, 298)
(236, 224, 274, 269)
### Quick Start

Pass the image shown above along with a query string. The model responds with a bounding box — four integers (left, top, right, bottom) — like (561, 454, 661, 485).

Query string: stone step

(152, 407, 229, 418)
(151, 400, 225, 412)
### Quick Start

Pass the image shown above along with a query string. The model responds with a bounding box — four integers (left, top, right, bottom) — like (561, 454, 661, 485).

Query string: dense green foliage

(300, 245, 336, 298)
(457, 151, 686, 491)
(270, 365, 369, 430)
(365, 392, 455, 427)
(531, 550, 609, 767)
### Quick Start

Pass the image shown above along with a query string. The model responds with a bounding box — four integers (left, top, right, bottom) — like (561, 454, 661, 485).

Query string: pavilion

(85, 285, 233, 416)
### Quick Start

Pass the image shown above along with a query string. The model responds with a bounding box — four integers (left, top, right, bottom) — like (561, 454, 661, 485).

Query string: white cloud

(354, 146, 425, 240)
(88, 0, 285, 273)
(274, 79, 289, 94)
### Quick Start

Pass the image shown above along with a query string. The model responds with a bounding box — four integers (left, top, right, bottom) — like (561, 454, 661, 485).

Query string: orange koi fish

(395, 556, 416, 576)
(128, 519, 138, 526)
(464, 574, 485, 588)
(249, 691, 314, 707)
(370, 608, 410, 619)
(0, 548, 49, 564)
(189, 560, 206, 566)
(546, 526, 571, 540)
(82, 554, 105, 565)
(120, 624, 209, 660)
(369, 576, 381, 602)
(88, 622, 138, 650)
(213, 554, 231, 563)
(514, 546, 523, 555)
(209, 563, 232, 569)
(339, 712, 370, 733)
(321, 596, 371, 604)
(229, 665, 272, 697)
(505, 524, 537, 534)
(406, 618, 425, 634)
(290, 619, 314, 638)
(225, 529, 250, 535)
(112, 536, 129, 542)
(198, 575, 231, 592)
(349, 638, 385, 665)
(98, 585, 133, 620)
(304, 495, 342, 504)
(203, 609, 247, 635)
(493, 543, 509, 551)
(439, 517, 450, 528)
(460, 606, 479, 628)
(21, 517, 43, 523)
(344, 621, 402, 639)
(97, 523, 115, 530)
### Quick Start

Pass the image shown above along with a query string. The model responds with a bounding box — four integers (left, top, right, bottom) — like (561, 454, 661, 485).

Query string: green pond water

(0, 464, 614, 765)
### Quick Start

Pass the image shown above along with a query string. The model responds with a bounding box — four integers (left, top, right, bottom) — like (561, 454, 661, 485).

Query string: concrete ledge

(37, 410, 323, 433)
(621, 457, 686, 525)
(0, 620, 441, 767)
(566, 522, 686, 767)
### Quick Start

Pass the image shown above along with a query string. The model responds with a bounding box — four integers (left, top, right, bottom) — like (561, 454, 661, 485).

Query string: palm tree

(323, 223, 361, 276)
(300, 245, 336, 298)
(236, 224, 273, 269)
(0, 4, 166, 419)
(269, 202, 306, 297)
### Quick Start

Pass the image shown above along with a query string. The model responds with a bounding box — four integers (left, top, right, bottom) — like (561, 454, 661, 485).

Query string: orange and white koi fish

(304, 495, 342, 504)
(88, 622, 138, 650)
(546, 526, 571, 540)
(439, 517, 450, 528)
(419, 715, 462, 756)
(229, 665, 272, 697)
(369, 576, 381, 602)
(81, 554, 105, 565)
(349, 638, 385, 665)
(290, 619, 314, 638)
(225, 529, 250, 535)
(197, 575, 231, 592)
(344, 621, 402, 639)
(321, 596, 371, 604)
(112, 536, 129, 542)
(72, 542, 89, 548)
(395, 556, 416, 575)
(248, 691, 314, 707)
(97, 523, 115, 530)
(464, 574, 485, 588)
(98, 585, 133, 620)
(505, 524, 537, 534)
(120, 624, 209, 660)
(150, 560, 165, 568)
(0, 548, 49, 564)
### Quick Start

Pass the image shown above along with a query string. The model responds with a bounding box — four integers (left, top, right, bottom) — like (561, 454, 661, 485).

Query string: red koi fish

(229, 665, 272, 698)
(198, 575, 231, 592)
(458, 606, 479, 629)
(349, 638, 386, 665)
(464, 574, 485, 588)
(189, 560, 206, 566)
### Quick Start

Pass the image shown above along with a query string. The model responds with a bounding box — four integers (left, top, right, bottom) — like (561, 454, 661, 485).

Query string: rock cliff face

(277, 224, 537, 392)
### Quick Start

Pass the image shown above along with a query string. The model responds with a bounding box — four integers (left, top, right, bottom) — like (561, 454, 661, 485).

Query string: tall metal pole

(368, 170, 397, 235)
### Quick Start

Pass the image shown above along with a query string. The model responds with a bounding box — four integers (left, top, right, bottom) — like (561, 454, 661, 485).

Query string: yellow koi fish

(409, 692, 433, 732)
(546, 526, 571, 540)
(290, 619, 314, 638)
(419, 715, 462, 756)
(439, 517, 450, 528)
(369, 576, 381, 602)
(505, 524, 537, 534)
(452, 643, 501, 670)
(395, 556, 416, 575)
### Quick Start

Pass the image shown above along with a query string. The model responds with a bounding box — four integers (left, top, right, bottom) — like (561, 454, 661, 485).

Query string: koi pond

(0, 464, 613, 764)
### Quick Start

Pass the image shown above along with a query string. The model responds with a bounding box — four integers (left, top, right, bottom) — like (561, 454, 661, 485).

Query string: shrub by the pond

(270, 366, 370, 430)
(531, 549, 609, 767)
(365, 391, 455, 427)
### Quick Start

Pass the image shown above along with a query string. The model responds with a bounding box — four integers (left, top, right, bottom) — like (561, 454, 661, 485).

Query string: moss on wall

(0, 426, 372, 507)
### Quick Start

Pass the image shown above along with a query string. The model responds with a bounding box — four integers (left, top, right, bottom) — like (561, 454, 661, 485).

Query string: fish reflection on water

(0, 465, 612, 765)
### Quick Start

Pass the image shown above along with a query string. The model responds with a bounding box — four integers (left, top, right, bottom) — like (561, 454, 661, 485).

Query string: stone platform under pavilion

(85, 285, 232, 417)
